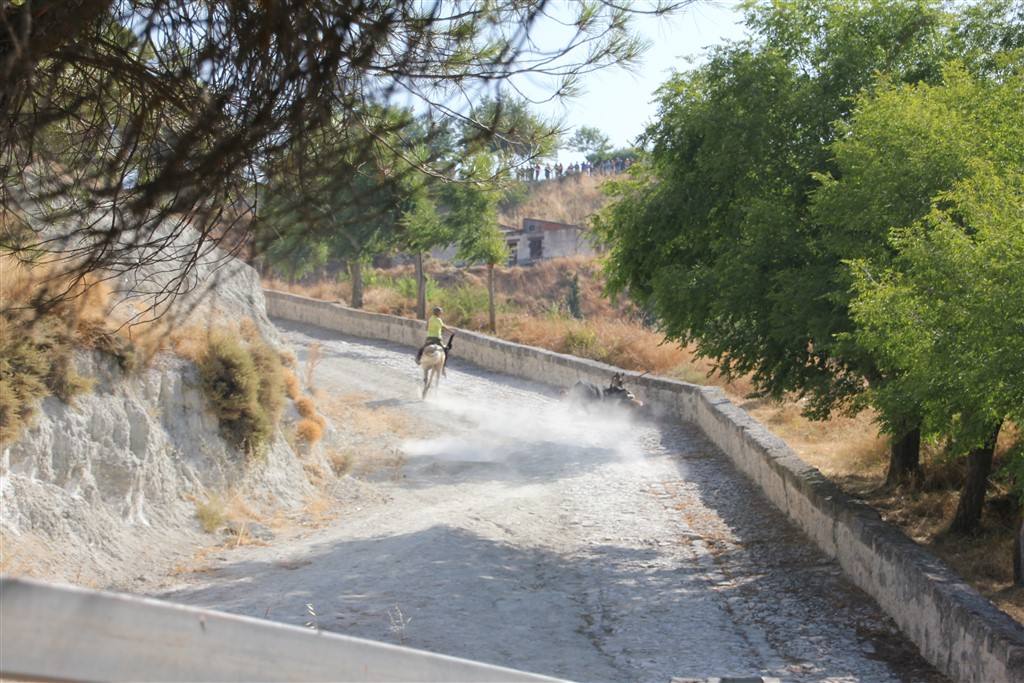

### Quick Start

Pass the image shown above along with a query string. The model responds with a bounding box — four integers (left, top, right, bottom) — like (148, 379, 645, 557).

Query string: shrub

(295, 395, 327, 429)
(435, 283, 490, 327)
(0, 307, 96, 444)
(328, 449, 353, 476)
(199, 333, 274, 457)
(562, 325, 602, 358)
(295, 396, 317, 419)
(195, 496, 226, 533)
(296, 417, 324, 444)
(249, 339, 285, 426)
(283, 369, 301, 400)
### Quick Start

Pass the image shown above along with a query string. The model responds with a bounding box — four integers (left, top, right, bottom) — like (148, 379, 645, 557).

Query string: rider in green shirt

(416, 306, 448, 363)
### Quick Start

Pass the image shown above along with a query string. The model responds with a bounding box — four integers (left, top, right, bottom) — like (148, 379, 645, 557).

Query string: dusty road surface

(159, 319, 944, 682)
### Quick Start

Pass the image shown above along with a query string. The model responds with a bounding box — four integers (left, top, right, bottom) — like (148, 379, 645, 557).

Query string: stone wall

(264, 290, 1024, 683)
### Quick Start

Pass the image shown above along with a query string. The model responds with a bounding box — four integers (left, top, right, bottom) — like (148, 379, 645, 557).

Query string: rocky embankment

(0, 246, 329, 588)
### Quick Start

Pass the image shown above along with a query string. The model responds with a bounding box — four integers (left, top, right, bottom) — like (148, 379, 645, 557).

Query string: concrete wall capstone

(264, 290, 1024, 683)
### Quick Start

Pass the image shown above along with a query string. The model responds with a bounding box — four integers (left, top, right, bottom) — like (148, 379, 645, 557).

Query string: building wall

(429, 219, 599, 266)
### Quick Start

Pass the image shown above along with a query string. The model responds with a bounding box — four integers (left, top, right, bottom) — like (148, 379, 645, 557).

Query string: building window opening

(529, 237, 543, 261)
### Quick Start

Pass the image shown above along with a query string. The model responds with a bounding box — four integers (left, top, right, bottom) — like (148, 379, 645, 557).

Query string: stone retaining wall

(265, 290, 1024, 683)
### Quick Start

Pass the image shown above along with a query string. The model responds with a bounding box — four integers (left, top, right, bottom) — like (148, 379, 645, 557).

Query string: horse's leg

(422, 365, 430, 398)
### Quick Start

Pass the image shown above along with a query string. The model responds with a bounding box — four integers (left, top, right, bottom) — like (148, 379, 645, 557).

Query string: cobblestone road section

(160, 320, 944, 683)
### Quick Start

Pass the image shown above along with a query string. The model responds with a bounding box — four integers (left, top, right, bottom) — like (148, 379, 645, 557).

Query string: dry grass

(195, 496, 227, 533)
(305, 342, 323, 390)
(327, 449, 354, 476)
(295, 417, 324, 444)
(318, 391, 419, 440)
(0, 259, 138, 444)
(264, 277, 350, 305)
(283, 369, 301, 401)
(499, 174, 611, 227)
(303, 492, 338, 526)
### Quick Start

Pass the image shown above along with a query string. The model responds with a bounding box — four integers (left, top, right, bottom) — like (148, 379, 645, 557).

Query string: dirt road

(159, 320, 943, 682)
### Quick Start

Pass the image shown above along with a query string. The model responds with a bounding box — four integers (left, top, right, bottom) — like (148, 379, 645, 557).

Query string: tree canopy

(594, 0, 1023, 483)
(0, 0, 685, 313)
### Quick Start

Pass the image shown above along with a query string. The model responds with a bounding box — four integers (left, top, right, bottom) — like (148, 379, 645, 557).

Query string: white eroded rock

(1, 349, 315, 588)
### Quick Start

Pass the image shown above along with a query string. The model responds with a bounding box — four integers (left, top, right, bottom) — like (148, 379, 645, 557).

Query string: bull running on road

(564, 372, 644, 413)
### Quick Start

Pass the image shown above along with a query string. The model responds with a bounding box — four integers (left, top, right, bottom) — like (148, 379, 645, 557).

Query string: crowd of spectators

(514, 156, 633, 182)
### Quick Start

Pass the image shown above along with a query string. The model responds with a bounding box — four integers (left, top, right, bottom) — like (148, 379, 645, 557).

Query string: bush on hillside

(0, 305, 103, 445)
(249, 339, 286, 426)
(295, 417, 324, 444)
(200, 333, 283, 458)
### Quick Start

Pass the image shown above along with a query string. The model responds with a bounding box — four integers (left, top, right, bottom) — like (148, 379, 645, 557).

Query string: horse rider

(416, 306, 450, 364)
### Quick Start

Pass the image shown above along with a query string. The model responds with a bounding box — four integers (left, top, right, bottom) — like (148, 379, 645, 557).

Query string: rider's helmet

(432, 306, 443, 315)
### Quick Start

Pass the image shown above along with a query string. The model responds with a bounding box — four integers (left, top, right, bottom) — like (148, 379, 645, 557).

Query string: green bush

(199, 332, 284, 458)
(249, 339, 286, 427)
(562, 325, 603, 359)
(386, 275, 438, 303)
(435, 283, 489, 326)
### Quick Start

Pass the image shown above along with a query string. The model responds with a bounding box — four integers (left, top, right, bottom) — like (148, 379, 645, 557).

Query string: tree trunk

(950, 422, 1002, 535)
(415, 253, 426, 320)
(1014, 515, 1024, 585)
(487, 263, 496, 332)
(349, 260, 364, 309)
(886, 426, 922, 486)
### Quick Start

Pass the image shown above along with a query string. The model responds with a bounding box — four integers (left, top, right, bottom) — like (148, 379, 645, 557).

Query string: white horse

(419, 334, 453, 399)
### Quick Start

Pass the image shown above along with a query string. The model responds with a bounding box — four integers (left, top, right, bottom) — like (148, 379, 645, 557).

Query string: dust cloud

(400, 389, 648, 468)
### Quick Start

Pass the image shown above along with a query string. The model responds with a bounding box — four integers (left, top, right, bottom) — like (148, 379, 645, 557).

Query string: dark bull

(564, 372, 644, 412)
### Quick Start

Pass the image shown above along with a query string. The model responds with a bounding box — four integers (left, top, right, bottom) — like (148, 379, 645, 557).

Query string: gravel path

(159, 319, 944, 682)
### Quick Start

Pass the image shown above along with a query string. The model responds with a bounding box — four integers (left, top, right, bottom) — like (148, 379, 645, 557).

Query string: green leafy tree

(832, 61, 1024, 533)
(568, 126, 612, 163)
(3, 0, 659, 315)
(258, 110, 414, 307)
(850, 169, 1024, 536)
(443, 155, 506, 331)
(595, 0, 961, 483)
(399, 185, 450, 320)
(461, 96, 561, 170)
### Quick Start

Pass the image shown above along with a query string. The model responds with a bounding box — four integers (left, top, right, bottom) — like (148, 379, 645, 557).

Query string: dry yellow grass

(319, 392, 420, 439)
(295, 417, 324, 444)
(327, 449, 354, 476)
(499, 174, 611, 227)
(283, 369, 301, 400)
(295, 396, 317, 419)
(194, 496, 227, 533)
(303, 492, 338, 525)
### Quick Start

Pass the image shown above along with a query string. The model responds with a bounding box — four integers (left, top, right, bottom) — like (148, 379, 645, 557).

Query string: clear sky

(532, 1, 749, 163)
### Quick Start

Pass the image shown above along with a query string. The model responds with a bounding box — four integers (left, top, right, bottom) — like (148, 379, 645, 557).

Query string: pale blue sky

(533, 1, 748, 162)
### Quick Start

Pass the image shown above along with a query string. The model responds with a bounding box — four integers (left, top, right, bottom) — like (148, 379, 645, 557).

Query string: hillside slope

(1, 234, 336, 588)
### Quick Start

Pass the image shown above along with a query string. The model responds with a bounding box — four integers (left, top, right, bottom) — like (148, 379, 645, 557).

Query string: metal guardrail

(0, 576, 564, 682)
